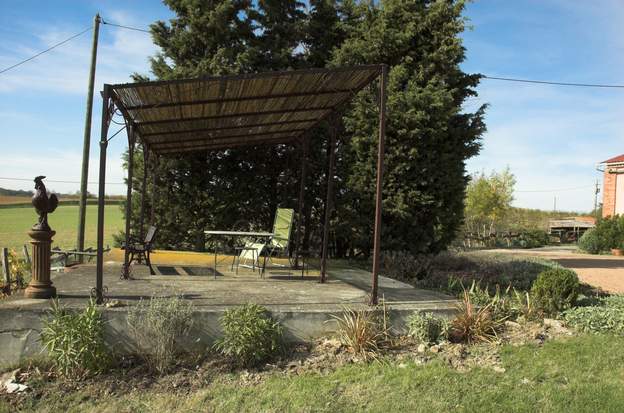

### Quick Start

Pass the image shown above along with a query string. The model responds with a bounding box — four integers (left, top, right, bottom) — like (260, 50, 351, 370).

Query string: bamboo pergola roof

(108, 65, 383, 154)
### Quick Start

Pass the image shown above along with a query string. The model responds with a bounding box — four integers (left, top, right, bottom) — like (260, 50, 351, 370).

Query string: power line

(101, 19, 151, 33)
(0, 26, 92, 75)
(0, 176, 125, 185)
(483, 75, 624, 89)
(515, 185, 595, 193)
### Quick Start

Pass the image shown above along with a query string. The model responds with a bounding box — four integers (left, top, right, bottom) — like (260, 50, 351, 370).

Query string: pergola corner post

(320, 121, 338, 283)
(150, 153, 158, 226)
(139, 143, 149, 241)
(95, 84, 112, 304)
(294, 136, 310, 269)
(122, 124, 136, 279)
(370, 64, 388, 306)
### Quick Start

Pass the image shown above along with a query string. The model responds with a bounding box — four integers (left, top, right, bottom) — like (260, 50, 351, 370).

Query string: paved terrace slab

(1, 261, 456, 312)
(0, 260, 456, 366)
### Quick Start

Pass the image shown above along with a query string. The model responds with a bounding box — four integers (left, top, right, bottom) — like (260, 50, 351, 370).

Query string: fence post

(22, 244, 31, 266)
(2, 247, 10, 295)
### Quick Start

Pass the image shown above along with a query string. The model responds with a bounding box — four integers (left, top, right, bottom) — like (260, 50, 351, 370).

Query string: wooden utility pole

(76, 14, 101, 259)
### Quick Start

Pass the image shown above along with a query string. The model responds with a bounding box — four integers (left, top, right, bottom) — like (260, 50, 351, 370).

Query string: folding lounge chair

(233, 208, 294, 275)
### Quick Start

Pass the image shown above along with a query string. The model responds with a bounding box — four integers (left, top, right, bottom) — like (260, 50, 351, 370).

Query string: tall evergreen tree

(121, 0, 486, 257)
(332, 0, 486, 254)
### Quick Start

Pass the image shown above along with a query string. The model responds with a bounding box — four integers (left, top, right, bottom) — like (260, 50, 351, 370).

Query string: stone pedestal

(24, 229, 56, 299)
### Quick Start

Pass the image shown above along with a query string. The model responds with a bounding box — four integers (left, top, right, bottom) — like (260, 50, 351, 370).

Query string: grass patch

(3, 334, 624, 412)
(0, 205, 123, 251)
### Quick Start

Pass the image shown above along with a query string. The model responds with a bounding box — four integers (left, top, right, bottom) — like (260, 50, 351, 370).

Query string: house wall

(603, 165, 624, 217)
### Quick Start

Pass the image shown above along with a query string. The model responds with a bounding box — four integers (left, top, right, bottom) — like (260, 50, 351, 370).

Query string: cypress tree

(121, 0, 486, 257)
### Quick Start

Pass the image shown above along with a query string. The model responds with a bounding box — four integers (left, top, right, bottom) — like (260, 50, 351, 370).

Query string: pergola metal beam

(125, 89, 353, 111)
(136, 106, 333, 127)
(147, 129, 307, 148)
(140, 118, 319, 138)
(155, 136, 297, 154)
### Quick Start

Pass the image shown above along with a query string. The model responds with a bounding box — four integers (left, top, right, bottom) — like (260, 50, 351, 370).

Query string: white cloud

(0, 14, 157, 95)
(0, 9, 157, 196)
(0, 149, 125, 196)
(467, 80, 624, 212)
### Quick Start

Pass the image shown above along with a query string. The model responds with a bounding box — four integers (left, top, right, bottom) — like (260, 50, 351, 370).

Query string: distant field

(0, 204, 124, 251)
(0, 195, 33, 205)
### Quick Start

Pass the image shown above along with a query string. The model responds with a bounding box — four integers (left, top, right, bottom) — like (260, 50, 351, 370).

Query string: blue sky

(0, 1, 622, 212)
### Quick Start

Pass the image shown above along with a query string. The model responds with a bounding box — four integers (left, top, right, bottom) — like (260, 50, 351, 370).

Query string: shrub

(512, 229, 550, 249)
(450, 291, 503, 344)
(407, 312, 449, 344)
(467, 281, 516, 321)
(563, 295, 624, 335)
(531, 268, 579, 314)
(578, 216, 624, 254)
(1, 249, 30, 293)
(40, 299, 110, 378)
(127, 295, 194, 374)
(422, 252, 556, 296)
(511, 289, 542, 321)
(215, 304, 283, 367)
(381, 251, 432, 281)
(578, 229, 603, 254)
(332, 307, 388, 361)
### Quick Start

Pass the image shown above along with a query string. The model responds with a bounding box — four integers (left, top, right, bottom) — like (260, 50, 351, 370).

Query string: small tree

(464, 167, 516, 239)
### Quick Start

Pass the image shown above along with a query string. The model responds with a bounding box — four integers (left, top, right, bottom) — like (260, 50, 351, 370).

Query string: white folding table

(204, 230, 274, 278)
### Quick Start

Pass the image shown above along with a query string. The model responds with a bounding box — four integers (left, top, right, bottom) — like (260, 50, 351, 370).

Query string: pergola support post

(150, 154, 157, 226)
(294, 136, 309, 268)
(95, 85, 112, 304)
(370, 64, 388, 305)
(320, 123, 337, 283)
(122, 125, 136, 279)
(139, 145, 149, 241)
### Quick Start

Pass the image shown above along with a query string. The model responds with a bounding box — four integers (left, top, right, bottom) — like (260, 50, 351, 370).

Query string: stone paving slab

(1, 261, 457, 312)
(0, 261, 457, 366)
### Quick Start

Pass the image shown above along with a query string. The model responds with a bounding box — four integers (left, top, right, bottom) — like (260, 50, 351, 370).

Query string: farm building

(600, 154, 624, 217)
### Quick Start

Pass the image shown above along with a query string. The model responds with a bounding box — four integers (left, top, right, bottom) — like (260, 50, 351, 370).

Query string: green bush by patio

(531, 268, 579, 314)
(127, 295, 194, 374)
(40, 298, 110, 378)
(407, 311, 449, 344)
(215, 304, 284, 367)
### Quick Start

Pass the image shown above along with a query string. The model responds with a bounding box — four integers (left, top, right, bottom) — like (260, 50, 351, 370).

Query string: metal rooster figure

(32, 176, 59, 231)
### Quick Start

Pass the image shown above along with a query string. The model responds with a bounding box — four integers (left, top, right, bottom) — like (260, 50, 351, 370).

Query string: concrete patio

(0, 260, 457, 366)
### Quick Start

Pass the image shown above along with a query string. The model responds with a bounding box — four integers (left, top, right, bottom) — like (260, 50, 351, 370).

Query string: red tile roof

(603, 154, 624, 164)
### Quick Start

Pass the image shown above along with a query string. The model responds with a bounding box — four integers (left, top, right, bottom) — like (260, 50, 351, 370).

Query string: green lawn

(0, 205, 123, 251)
(3, 334, 623, 412)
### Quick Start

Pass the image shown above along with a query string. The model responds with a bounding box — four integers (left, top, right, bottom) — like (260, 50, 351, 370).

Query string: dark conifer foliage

(121, 0, 486, 256)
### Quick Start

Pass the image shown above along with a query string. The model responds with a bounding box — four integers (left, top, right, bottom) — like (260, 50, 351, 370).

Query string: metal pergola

(95, 64, 388, 305)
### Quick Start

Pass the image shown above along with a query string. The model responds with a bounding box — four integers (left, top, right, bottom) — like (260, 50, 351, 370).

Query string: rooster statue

(32, 176, 59, 231)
